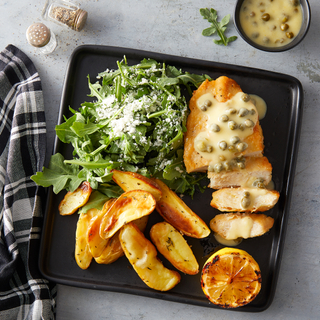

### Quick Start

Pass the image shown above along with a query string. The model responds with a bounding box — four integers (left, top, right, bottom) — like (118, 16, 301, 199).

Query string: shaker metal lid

(26, 23, 51, 47)
(74, 10, 88, 31)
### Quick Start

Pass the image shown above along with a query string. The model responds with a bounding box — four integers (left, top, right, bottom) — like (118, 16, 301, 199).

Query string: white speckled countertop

(1, 0, 319, 319)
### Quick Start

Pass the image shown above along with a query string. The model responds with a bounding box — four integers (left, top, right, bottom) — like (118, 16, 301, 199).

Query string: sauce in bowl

(239, 0, 303, 48)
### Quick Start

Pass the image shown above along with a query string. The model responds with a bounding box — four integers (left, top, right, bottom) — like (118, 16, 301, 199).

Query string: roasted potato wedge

(95, 215, 149, 264)
(120, 222, 181, 291)
(112, 169, 162, 201)
(152, 178, 210, 238)
(150, 222, 199, 275)
(75, 208, 98, 269)
(87, 198, 116, 258)
(95, 230, 123, 264)
(99, 190, 156, 240)
(59, 181, 92, 216)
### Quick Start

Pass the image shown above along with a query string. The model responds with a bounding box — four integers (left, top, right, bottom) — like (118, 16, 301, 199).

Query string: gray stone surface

(1, 0, 319, 319)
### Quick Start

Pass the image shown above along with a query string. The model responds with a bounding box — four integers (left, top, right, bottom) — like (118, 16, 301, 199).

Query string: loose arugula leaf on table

(200, 8, 237, 46)
(32, 57, 210, 197)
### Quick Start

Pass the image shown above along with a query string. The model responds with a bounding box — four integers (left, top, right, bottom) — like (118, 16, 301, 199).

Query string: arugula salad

(32, 57, 210, 201)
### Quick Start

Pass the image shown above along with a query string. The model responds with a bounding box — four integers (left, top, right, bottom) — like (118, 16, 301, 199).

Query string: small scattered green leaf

(200, 8, 237, 46)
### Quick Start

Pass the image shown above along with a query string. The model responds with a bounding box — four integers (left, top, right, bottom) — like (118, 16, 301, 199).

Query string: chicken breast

(210, 187, 280, 212)
(208, 156, 272, 189)
(183, 77, 264, 173)
(210, 212, 274, 240)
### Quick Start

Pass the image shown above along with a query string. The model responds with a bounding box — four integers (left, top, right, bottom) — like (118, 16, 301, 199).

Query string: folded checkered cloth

(0, 45, 56, 319)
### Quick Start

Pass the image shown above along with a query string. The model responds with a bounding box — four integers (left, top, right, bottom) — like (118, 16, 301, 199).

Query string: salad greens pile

(32, 57, 210, 200)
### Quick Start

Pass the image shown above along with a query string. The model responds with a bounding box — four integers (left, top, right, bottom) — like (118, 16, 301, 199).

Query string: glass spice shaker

(26, 23, 57, 54)
(42, 0, 88, 31)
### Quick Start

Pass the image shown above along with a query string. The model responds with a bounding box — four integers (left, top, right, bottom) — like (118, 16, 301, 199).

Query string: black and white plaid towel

(0, 45, 56, 319)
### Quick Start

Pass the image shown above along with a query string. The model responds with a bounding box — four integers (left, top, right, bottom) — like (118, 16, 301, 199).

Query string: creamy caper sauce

(250, 94, 267, 119)
(239, 0, 303, 47)
(214, 233, 243, 246)
(240, 187, 271, 210)
(195, 91, 258, 172)
(224, 216, 254, 239)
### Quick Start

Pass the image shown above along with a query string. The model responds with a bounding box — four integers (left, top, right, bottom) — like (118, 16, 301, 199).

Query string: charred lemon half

(201, 247, 261, 308)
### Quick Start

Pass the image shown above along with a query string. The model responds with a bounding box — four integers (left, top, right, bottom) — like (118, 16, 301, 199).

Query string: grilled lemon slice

(201, 247, 261, 308)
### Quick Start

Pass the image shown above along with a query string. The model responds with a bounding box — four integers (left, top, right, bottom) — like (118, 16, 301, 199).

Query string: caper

(286, 32, 294, 39)
(219, 114, 229, 122)
(208, 164, 215, 172)
(228, 145, 236, 152)
(250, 109, 256, 115)
(262, 37, 270, 44)
(219, 155, 226, 161)
(244, 119, 255, 128)
(237, 142, 248, 152)
(237, 162, 246, 169)
(228, 120, 238, 130)
(200, 105, 207, 112)
(197, 140, 207, 152)
(253, 178, 265, 188)
(239, 123, 246, 131)
(241, 93, 250, 102)
(204, 99, 212, 107)
(223, 161, 231, 171)
(261, 13, 270, 21)
(252, 32, 260, 39)
(249, 11, 256, 17)
(214, 163, 223, 173)
(209, 123, 220, 132)
(243, 191, 250, 198)
(241, 197, 251, 209)
(229, 159, 237, 167)
(290, 0, 300, 6)
(226, 107, 236, 115)
(236, 154, 244, 161)
(238, 108, 249, 117)
(282, 15, 289, 23)
(230, 136, 240, 145)
(219, 141, 227, 150)
(206, 145, 213, 153)
(280, 23, 289, 31)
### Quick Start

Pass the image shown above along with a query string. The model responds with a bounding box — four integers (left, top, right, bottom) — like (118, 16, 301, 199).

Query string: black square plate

(39, 45, 303, 312)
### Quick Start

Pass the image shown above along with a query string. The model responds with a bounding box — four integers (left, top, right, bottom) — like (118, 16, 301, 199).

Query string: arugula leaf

(78, 190, 110, 214)
(200, 8, 237, 46)
(70, 121, 99, 137)
(98, 184, 124, 198)
(31, 153, 84, 193)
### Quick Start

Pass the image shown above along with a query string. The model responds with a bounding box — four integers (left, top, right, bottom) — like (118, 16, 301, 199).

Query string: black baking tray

(39, 45, 303, 312)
